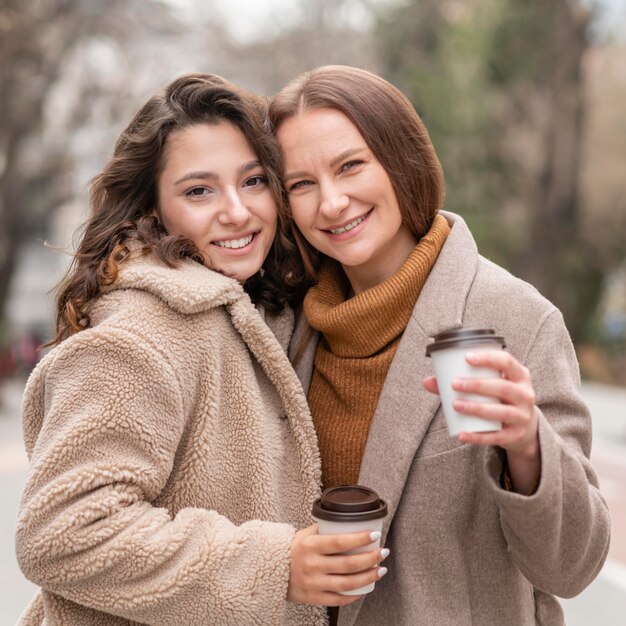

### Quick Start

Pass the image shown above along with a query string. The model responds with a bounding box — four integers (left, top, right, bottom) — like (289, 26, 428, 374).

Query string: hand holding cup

(287, 524, 388, 606)
(424, 328, 506, 436)
(424, 328, 540, 493)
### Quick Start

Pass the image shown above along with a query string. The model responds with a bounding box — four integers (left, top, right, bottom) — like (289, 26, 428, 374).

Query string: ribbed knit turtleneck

(304, 214, 450, 488)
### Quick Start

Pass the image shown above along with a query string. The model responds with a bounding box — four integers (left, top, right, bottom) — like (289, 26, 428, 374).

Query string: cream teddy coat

(291, 211, 611, 626)
(15, 255, 327, 626)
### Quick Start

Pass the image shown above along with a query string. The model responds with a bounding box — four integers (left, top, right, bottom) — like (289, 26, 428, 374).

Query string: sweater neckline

(303, 214, 450, 357)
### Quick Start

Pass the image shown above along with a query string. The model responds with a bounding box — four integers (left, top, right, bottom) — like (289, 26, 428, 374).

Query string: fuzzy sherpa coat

(291, 211, 611, 626)
(15, 255, 327, 626)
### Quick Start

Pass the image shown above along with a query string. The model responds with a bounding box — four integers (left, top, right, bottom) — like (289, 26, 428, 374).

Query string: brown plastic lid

(425, 328, 505, 356)
(311, 485, 388, 522)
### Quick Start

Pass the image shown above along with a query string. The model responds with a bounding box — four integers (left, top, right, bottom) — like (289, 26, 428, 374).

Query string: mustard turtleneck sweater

(303, 214, 450, 489)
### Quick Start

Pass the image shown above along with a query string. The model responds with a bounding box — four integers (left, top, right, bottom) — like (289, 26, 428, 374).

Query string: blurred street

(1, 378, 625, 624)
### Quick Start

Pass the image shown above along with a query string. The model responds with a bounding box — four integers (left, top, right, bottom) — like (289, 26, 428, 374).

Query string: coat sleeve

(15, 327, 295, 625)
(484, 308, 611, 598)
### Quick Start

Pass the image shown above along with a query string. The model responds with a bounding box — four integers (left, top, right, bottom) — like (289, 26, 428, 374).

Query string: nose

(319, 180, 349, 220)
(219, 187, 251, 227)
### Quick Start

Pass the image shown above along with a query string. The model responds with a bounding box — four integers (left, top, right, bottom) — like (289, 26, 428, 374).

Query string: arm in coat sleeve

(484, 308, 611, 598)
(15, 327, 295, 625)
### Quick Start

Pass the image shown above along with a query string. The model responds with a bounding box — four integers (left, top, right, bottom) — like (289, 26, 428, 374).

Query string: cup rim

(312, 485, 388, 522)
(425, 327, 505, 356)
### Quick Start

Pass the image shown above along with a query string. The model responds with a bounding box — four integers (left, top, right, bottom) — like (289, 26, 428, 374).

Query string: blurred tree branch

(218, 0, 379, 94)
(0, 0, 182, 324)
(375, 0, 622, 343)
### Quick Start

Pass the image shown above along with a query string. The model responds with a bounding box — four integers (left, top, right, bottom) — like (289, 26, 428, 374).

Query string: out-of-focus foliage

(375, 0, 625, 345)
(580, 45, 626, 279)
(0, 0, 192, 326)
(222, 0, 380, 94)
(0, 0, 624, 381)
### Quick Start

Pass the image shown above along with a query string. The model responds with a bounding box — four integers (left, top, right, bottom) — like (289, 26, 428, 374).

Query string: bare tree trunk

(0, 0, 177, 324)
(521, 0, 594, 341)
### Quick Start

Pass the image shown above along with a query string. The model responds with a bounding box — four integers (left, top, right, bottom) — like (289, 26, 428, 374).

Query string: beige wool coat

(290, 211, 611, 626)
(15, 255, 327, 626)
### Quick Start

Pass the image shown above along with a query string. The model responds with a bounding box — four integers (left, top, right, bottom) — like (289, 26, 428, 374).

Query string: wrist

(505, 434, 541, 495)
(507, 435, 539, 462)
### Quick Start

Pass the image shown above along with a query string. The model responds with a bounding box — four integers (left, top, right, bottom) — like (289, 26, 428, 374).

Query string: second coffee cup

(312, 485, 388, 596)
(426, 327, 506, 436)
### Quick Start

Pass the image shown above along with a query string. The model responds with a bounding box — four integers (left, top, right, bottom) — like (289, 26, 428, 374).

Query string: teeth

(215, 234, 254, 249)
(329, 213, 367, 235)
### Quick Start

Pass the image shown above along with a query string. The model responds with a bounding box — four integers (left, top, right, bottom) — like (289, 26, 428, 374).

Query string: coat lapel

(228, 297, 322, 499)
(289, 307, 319, 393)
(358, 211, 478, 535)
(356, 318, 439, 530)
(338, 211, 479, 626)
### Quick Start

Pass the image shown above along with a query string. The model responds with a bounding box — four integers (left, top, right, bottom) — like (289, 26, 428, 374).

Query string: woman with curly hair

(15, 73, 386, 626)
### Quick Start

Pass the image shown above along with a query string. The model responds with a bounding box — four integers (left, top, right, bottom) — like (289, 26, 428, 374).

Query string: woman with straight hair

(15, 72, 387, 626)
(269, 65, 610, 625)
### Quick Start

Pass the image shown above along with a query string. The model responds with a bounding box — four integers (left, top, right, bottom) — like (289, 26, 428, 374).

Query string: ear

(151, 207, 162, 224)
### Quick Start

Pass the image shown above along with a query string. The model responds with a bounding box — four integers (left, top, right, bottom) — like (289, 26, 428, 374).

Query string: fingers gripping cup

(312, 485, 388, 595)
(425, 328, 506, 436)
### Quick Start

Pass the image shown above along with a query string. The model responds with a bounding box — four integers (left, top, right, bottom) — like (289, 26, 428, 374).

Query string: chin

(336, 253, 371, 268)
(226, 266, 260, 284)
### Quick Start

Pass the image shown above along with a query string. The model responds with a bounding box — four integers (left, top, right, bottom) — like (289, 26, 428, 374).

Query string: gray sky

(173, 0, 626, 44)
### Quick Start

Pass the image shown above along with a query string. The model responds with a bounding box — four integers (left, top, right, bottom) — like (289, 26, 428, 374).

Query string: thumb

(422, 376, 440, 395)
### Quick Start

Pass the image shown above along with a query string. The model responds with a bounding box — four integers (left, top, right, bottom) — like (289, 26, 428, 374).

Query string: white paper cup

(312, 485, 388, 595)
(426, 328, 506, 436)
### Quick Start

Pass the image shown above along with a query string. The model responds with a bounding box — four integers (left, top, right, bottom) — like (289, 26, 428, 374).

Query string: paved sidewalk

(0, 382, 37, 624)
(560, 382, 626, 625)
(1, 378, 625, 624)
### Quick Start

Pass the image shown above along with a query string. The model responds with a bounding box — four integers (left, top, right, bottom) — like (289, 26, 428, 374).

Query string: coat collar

(108, 253, 323, 501)
(109, 253, 247, 315)
(291, 211, 477, 391)
(290, 211, 478, 624)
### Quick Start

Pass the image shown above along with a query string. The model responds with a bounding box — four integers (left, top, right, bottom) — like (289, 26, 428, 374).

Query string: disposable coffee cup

(312, 485, 388, 596)
(425, 328, 506, 436)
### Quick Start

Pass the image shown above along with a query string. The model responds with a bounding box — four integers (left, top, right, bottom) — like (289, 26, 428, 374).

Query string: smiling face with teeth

(277, 107, 418, 294)
(156, 121, 277, 283)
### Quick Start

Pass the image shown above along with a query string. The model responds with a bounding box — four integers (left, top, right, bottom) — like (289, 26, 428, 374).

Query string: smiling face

(156, 121, 277, 283)
(277, 107, 417, 294)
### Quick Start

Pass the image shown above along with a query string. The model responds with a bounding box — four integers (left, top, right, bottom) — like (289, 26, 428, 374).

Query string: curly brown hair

(50, 72, 302, 347)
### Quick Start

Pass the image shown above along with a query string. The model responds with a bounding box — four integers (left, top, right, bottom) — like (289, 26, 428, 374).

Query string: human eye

(243, 174, 268, 189)
(288, 179, 313, 193)
(185, 186, 212, 199)
(340, 159, 364, 173)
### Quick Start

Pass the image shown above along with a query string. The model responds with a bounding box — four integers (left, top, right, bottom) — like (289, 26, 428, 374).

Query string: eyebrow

(283, 148, 367, 182)
(174, 160, 261, 186)
(330, 148, 366, 167)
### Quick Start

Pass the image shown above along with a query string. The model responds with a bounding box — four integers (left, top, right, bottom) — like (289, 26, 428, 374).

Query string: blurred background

(1, 0, 625, 623)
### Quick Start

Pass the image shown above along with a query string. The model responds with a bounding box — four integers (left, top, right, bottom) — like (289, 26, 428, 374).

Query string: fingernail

(369, 531, 381, 542)
(380, 548, 390, 559)
(377, 566, 388, 578)
(466, 352, 478, 362)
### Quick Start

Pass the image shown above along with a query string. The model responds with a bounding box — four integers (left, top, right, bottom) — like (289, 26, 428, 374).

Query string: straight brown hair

(269, 65, 446, 290)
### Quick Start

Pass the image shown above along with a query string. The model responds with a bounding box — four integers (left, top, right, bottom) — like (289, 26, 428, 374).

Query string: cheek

(263, 198, 278, 231)
(156, 209, 177, 236)
(157, 198, 183, 233)
(159, 204, 205, 241)
(266, 216, 277, 243)
(290, 199, 314, 231)
(257, 200, 278, 250)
